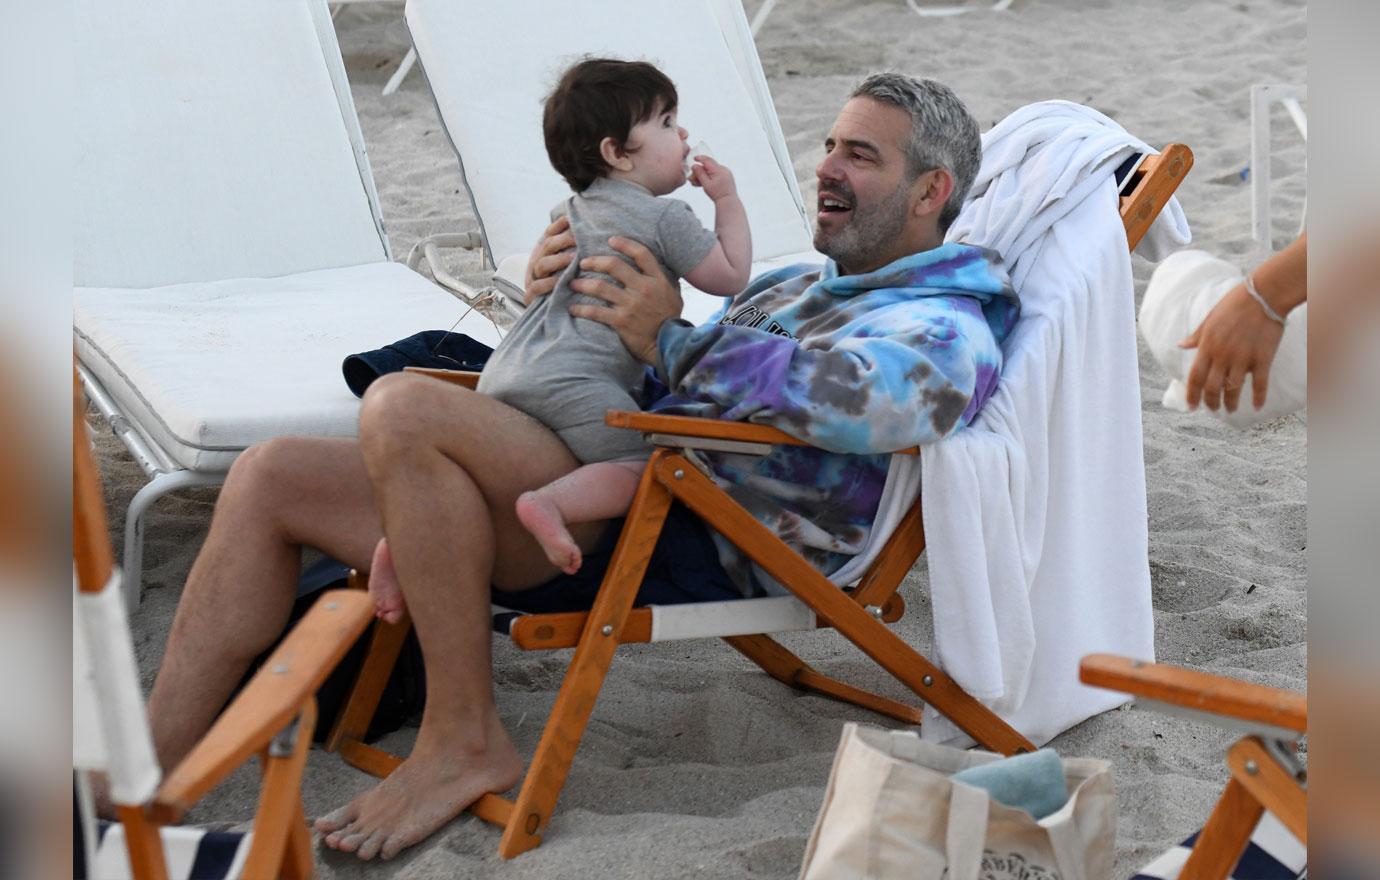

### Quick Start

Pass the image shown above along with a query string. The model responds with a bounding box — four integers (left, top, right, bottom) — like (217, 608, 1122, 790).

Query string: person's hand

(1179, 282, 1287, 413)
(569, 236, 683, 365)
(690, 155, 737, 203)
(524, 214, 576, 306)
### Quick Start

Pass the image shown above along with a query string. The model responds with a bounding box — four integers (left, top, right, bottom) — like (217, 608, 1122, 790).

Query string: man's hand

(524, 214, 576, 305)
(1179, 282, 1287, 413)
(690, 155, 738, 203)
(569, 236, 683, 366)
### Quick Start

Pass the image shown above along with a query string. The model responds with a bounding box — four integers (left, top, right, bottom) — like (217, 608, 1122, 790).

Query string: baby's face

(622, 105, 690, 196)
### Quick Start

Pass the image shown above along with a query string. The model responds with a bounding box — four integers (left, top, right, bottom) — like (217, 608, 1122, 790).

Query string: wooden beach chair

(324, 121, 1194, 855)
(1080, 654, 1306, 879)
(73, 372, 376, 879)
(73, 0, 501, 609)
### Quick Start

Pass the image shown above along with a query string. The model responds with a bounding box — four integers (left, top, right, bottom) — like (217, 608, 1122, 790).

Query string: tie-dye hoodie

(647, 243, 1018, 595)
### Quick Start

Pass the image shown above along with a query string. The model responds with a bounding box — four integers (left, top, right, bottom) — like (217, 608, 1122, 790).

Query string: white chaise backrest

(406, 0, 813, 269)
(73, 575, 161, 807)
(74, 0, 389, 289)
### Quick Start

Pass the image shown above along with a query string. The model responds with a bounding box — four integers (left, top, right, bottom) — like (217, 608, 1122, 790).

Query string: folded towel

(920, 101, 1188, 746)
(952, 748, 1067, 820)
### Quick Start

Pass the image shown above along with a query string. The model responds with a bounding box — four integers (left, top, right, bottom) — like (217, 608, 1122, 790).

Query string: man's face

(813, 97, 922, 274)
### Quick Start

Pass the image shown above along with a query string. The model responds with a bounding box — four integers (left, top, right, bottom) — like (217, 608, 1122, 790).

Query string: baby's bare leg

(515, 460, 645, 574)
(366, 538, 407, 624)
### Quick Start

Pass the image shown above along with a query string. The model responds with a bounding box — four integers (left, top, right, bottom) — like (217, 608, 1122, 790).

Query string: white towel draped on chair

(921, 101, 1191, 745)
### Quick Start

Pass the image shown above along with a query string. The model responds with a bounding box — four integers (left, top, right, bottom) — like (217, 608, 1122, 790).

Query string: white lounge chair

(73, 0, 502, 608)
(402, 0, 825, 327)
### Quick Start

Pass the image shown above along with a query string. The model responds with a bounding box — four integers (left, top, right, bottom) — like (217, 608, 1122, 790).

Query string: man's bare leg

(144, 437, 384, 774)
(315, 373, 605, 861)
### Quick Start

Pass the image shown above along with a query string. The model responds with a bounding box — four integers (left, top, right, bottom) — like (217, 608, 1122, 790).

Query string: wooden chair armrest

(1079, 653, 1306, 734)
(1120, 143, 1193, 252)
(151, 589, 375, 822)
(605, 410, 919, 455)
(404, 366, 482, 389)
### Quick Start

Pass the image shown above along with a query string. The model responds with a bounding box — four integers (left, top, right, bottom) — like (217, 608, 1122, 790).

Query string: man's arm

(653, 318, 979, 453)
(572, 239, 986, 454)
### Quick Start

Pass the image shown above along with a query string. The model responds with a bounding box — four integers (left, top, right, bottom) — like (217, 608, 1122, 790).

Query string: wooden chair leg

(1178, 777, 1265, 880)
(655, 453, 1035, 755)
(116, 805, 170, 880)
(496, 460, 675, 859)
(243, 700, 317, 879)
(324, 608, 413, 753)
(1227, 736, 1307, 844)
(725, 633, 924, 725)
(282, 800, 314, 880)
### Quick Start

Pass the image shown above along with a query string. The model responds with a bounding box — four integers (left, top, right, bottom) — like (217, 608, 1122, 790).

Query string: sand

(93, 0, 1307, 876)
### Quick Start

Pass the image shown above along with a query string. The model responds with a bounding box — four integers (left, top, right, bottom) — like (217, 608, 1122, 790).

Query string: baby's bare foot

(515, 492, 582, 574)
(367, 538, 407, 624)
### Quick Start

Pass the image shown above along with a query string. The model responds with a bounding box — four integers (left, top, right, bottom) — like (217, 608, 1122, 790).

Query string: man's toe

(314, 806, 354, 835)
(335, 831, 366, 853)
(355, 831, 386, 861)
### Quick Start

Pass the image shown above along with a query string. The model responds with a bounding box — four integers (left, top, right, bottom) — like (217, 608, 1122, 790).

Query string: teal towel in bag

(951, 748, 1067, 820)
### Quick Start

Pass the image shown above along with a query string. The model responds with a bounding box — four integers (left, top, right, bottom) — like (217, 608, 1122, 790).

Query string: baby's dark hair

(543, 58, 678, 192)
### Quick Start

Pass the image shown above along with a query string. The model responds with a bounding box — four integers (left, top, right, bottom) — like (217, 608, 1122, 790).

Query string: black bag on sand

(236, 557, 426, 744)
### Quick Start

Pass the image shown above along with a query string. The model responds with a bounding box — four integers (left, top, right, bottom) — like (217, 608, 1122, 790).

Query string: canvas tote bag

(799, 723, 1115, 880)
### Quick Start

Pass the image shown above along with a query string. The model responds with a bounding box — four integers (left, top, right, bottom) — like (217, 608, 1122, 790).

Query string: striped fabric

(88, 822, 252, 880)
(1133, 813, 1305, 880)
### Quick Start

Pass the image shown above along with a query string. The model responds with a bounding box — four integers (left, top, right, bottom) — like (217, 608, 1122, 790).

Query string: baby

(368, 57, 751, 622)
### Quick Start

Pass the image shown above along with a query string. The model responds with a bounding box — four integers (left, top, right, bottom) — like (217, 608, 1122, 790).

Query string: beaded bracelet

(1244, 274, 1287, 325)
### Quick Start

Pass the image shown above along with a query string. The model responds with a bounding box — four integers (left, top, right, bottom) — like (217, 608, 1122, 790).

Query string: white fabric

(73, 576, 162, 805)
(648, 595, 816, 641)
(1140, 250, 1307, 428)
(75, 262, 502, 472)
(405, 0, 814, 282)
(75, 0, 388, 289)
(920, 102, 1190, 745)
(93, 824, 253, 880)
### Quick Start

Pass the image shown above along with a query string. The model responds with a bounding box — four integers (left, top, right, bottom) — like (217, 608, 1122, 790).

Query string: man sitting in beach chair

(140, 74, 1015, 860)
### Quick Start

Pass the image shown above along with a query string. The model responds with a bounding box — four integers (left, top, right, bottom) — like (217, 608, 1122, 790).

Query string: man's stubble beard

(813, 182, 913, 275)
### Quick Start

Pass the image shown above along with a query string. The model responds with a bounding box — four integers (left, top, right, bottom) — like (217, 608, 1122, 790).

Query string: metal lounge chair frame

(322, 146, 1193, 859)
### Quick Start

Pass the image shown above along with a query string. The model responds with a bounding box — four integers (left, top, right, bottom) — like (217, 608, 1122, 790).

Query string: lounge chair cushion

(75, 262, 501, 473)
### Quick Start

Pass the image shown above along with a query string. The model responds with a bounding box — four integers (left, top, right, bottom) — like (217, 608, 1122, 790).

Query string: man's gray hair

(849, 73, 981, 232)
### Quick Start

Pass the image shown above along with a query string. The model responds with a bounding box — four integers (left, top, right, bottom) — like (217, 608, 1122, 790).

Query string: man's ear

(912, 168, 955, 219)
(599, 136, 635, 172)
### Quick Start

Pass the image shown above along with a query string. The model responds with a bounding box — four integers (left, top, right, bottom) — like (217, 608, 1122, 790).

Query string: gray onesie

(477, 176, 719, 463)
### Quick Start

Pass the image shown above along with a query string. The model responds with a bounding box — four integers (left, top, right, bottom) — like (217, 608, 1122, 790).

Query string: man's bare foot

(514, 491, 582, 574)
(367, 538, 407, 624)
(313, 715, 523, 861)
